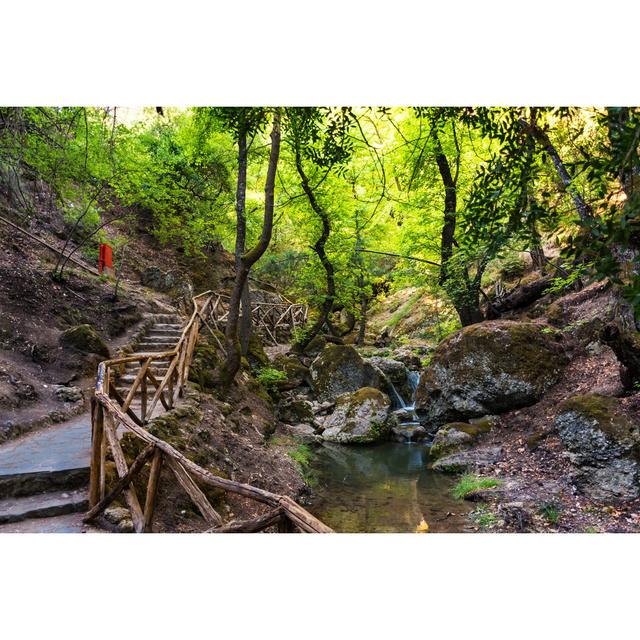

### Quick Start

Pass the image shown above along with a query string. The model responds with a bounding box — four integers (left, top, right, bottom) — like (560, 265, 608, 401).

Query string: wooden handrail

(89, 289, 329, 533)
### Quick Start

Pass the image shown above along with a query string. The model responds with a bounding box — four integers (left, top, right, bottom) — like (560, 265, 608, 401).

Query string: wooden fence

(205, 291, 308, 345)
(87, 290, 331, 533)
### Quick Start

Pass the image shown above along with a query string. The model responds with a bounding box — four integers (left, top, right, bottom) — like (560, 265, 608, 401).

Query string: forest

(1, 106, 640, 536)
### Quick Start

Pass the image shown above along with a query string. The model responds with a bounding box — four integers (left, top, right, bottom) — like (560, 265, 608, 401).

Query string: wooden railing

(87, 290, 331, 533)
(205, 291, 308, 345)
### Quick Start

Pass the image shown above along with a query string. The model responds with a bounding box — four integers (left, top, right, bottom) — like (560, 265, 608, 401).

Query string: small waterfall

(389, 368, 424, 443)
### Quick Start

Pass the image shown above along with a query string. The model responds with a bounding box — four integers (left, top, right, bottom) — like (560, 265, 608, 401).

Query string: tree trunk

(357, 293, 368, 345)
(431, 129, 457, 286)
(220, 110, 281, 386)
(291, 147, 335, 354)
(523, 120, 593, 224)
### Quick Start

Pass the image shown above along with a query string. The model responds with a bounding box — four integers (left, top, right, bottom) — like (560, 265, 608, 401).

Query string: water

(308, 441, 470, 532)
(307, 363, 469, 532)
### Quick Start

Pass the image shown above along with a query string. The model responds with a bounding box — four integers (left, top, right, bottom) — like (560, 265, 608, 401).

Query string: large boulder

(415, 321, 567, 425)
(309, 345, 381, 402)
(555, 394, 640, 501)
(321, 387, 393, 444)
(59, 324, 109, 357)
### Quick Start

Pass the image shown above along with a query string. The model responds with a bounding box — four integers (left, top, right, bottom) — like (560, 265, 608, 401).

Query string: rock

(188, 342, 221, 392)
(430, 418, 497, 460)
(366, 356, 413, 405)
(390, 423, 427, 442)
(273, 355, 310, 390)
(54, 385, 83, 403)
(303, 335, 327, 357)
(555, 394, 640, 500)
(309, 345, 381, 403)
(391, 347, 422, 370)
(321, 387, 392, 444)
(430, 424, 475, 460)
(103, 506, 134, 533)
(279, 398, 315, 425)
(246, 334, 269, 369)
(282, 423, 318, 444)
(59, 324, 110, 357)
(431, 446, 503, 473)
(415, 321, 567, 425)
(140, 266, 181, 292)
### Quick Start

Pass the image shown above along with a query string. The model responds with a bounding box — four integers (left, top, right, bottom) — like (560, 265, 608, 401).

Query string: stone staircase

(0, 312, 185, 532)
(114, 313, 183, 417)
(0, 413, 92, 532)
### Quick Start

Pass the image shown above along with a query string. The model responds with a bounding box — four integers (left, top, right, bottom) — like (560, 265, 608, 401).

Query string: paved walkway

(0, 512, 101, 533)
(0, 413, 91, 477)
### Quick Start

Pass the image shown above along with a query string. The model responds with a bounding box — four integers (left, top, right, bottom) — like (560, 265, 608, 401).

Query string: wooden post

(103, 414, 145, 533)
(144, 449, 163, 532)
(88, 401, 104, 508)
(140, 375, 147, 422)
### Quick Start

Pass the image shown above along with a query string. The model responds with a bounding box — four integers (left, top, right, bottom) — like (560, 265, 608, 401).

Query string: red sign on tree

(98, 243, 113, 275)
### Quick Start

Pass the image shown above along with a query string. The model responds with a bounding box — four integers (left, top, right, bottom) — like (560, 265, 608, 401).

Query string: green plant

(452, 474, 501, 500)
(471, 504, 498, 529)
(287, 444, 317, 486)
(544, 263, 591, 296)
(255, 367, 287, 391)
(539, 501, 562, 524)
(498, 253, 527, 280)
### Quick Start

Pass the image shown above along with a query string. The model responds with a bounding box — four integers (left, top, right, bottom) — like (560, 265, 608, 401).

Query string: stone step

(146, 314, 183, 324)
(118, 373, 167, 384)
(0, 414, 91, 499)
(136, 343, 174, 351)
(0, 488, 88, 524)
(140, 335, 178, 344)
(147, 328, 182, 337)
(0, 511, 101, 533)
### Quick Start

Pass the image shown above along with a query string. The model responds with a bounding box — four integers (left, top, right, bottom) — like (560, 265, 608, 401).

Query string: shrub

(255, 367, 287, 391)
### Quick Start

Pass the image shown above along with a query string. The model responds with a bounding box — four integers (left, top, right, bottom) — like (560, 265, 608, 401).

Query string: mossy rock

(415, 320, 568, 426)
(321, 387, 392, 444)
(273, 355, 310, 389)
(246, 334, 269, 369)
(556, 395, 640, 456)
(309, 344, 381, 402)
(303, 335, 327, 357)
(188, 343, 221, 393)
(429, 418, 495, 461)
(59, 324, 109, 357)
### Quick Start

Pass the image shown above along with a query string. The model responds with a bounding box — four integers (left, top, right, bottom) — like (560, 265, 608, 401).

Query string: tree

(217, 109, 282, 386)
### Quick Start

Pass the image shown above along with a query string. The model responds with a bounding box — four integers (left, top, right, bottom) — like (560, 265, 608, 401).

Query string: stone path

(0, 312, 185, 533)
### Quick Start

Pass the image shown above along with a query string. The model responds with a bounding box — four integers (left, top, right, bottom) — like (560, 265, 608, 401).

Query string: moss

(247, 333, 269, 368)
(188, 343, 221, 393)
(545, 301, 564, 326)
(558, 394, 638, 443)
(59, 324, 109, 357)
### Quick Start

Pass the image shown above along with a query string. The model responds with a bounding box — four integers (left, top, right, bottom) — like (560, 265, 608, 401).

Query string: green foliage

(539, 502, 562, 524)
(497, 253, 527, 280)
(471, 504, 499, 529)
(255, 367, 288, 391)
(544, 263, 590, 296)
(287, 444, 317, 486)
(452, 475, 501, 500)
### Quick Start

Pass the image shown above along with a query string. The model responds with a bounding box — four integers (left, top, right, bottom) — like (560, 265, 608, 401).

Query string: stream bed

(307, 442, 471, 532)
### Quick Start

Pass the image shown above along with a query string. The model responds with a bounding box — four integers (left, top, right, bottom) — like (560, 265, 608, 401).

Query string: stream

(307, 367, 470, 532)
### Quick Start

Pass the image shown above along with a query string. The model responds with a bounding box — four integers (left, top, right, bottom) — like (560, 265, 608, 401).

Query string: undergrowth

(452, 474, 501, 500)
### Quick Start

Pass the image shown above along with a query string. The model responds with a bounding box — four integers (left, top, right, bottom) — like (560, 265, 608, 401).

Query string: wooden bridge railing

(205, 291, 307, 345)
(87, 290, 331, 534)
